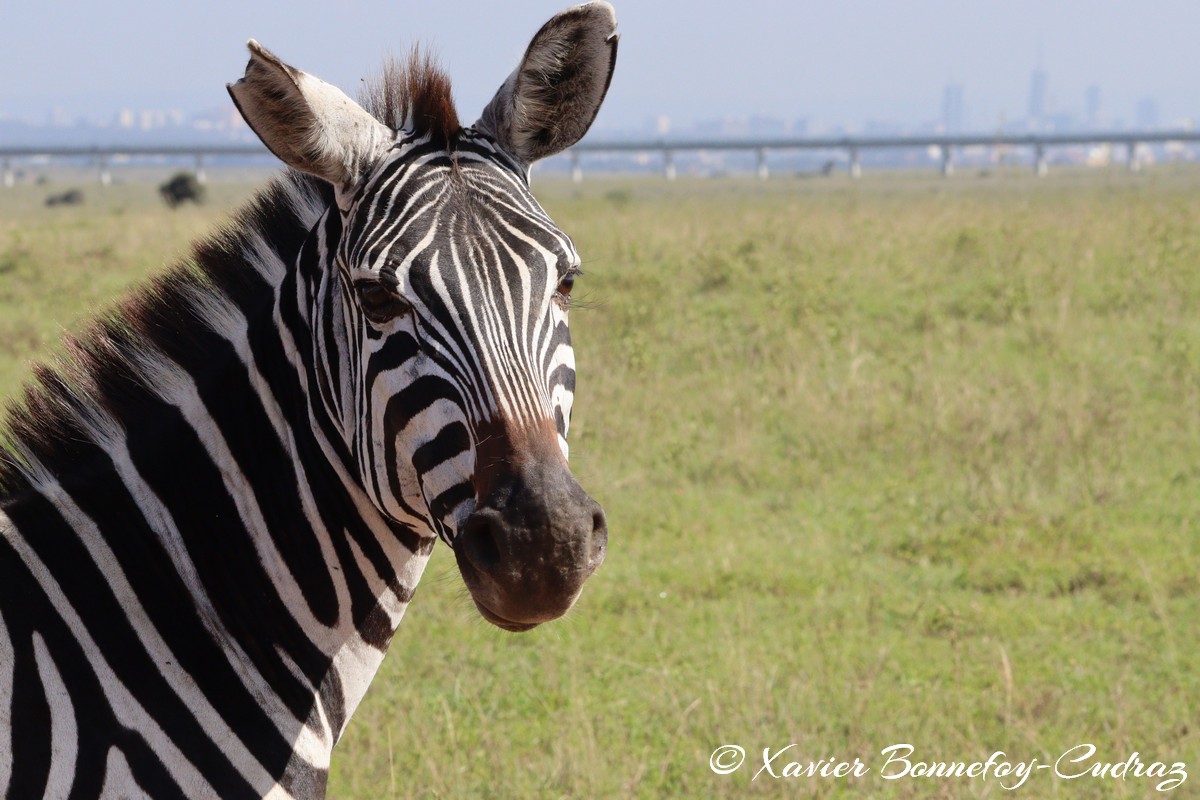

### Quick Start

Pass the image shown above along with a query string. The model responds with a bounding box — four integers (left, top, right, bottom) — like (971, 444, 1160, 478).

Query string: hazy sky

(3, 1, 1198, 132)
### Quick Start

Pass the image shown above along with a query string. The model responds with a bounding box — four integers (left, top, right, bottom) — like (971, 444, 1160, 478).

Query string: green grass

(2, 168, 1198, 798)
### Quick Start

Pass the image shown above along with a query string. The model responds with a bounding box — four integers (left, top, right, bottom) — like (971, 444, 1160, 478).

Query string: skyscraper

(1028, 68, 1047, 125)
(942, 84, 964, 133)
(1086, 85, 1101, 128)
(1136, 97, 1159, 129)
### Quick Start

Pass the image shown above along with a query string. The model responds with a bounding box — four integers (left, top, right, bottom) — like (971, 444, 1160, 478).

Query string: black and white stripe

(0, 3, 618, 797)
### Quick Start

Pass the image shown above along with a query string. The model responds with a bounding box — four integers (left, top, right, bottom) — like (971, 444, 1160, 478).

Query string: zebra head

(228, 4, 618, 632)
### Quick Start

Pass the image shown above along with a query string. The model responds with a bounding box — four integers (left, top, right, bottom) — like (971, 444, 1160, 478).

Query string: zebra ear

(228, 41, 392, 189)
(477, 2, 618, 166)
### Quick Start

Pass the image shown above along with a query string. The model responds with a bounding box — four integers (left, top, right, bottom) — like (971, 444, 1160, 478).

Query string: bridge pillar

(1126, 141, 1141, 172)
(2, 159, 12, 188)
(98, 154, 111, 186)
(755, 148, 768, 180)
(663, 149, 676, 181)
(195, 154, 207, 184)
(849, 147, 861, 178)
(570, 151, 583, 183)
(940, 145, 954, 177)
(1034, 143, 1047, 177)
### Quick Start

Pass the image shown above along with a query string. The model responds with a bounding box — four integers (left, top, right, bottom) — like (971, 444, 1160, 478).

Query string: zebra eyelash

(554, 266, 582, 310)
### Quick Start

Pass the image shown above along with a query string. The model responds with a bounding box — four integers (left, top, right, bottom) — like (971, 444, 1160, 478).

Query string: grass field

(2, 167, 1198, 798)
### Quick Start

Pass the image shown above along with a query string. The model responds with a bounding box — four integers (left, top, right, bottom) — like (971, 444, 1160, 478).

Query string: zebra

(0, 3, 617, 798)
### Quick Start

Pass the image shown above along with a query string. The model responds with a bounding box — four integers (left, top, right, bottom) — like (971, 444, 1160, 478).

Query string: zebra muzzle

(454, 457, 607, 631)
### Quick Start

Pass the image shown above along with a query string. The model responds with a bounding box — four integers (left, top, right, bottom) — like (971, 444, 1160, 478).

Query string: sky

(2, 0, 1199, 133)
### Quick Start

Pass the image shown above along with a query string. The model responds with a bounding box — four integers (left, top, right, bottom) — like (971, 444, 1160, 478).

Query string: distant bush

(159, 172, 205, 208)
(45, 189, 84, 207)
(603, 188, 632, 208)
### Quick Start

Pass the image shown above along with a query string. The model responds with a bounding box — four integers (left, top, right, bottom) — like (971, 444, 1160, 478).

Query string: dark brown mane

(360, 48, 461, 142)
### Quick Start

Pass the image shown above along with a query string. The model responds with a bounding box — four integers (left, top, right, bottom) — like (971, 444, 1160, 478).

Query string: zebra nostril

(589, 510, 608, 568)
(461, 511, 502, 571)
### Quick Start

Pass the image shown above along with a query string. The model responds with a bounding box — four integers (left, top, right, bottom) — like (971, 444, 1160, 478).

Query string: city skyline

(6, 65, 1184, 145)
(2, 1, 1197, 139)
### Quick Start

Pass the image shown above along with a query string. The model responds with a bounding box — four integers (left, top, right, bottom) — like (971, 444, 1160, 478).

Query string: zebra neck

(0, 172, 434, 793)
(163, 170, 437, 739)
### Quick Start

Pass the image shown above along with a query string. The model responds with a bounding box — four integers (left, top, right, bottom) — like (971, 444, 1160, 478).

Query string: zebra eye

(556, 268, 581, 302)
(355, 280, 410, 323)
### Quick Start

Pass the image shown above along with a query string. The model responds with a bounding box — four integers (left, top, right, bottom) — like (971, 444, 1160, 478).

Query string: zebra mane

(0, 171, 332, 494)
(360, 47, 460, 142)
